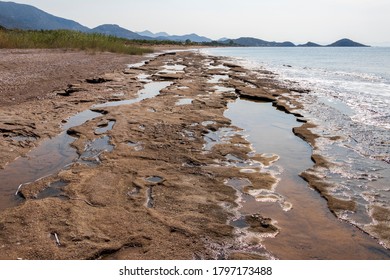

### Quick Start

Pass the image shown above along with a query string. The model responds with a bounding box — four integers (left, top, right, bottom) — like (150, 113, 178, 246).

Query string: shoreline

(203, 49, 390, 252)
(0, 49, 389, 259)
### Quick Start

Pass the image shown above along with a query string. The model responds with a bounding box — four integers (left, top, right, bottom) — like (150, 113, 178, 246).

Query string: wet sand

(0, 49, 389, 259)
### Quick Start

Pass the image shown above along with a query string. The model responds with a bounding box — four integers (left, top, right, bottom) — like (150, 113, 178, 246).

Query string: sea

(202, 47, 390, 238)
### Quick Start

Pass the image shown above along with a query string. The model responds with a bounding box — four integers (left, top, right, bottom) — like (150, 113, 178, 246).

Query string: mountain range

(0, 1, 370, 47)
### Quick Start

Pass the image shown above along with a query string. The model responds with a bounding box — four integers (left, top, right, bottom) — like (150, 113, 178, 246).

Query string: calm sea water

(204, 47, 390, 129)
(202, 47, 390, 236)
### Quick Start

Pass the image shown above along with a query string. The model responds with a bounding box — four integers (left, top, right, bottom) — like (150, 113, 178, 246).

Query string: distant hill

(136, 30, 213, 42)
(219, 37, 368, 47)
(297, 41, 322, 47)
(155, 33, 213, 43)
(221, 37, 296, 47)
(0, 1, 89, 31)
(90, 24, 149, 40)
(137, 30, 170, 38)
(327, 38, 369, 47)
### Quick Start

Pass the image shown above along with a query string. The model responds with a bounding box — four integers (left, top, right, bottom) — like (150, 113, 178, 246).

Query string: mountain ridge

(90, 24, 149, 40)
(0, 1, 370, 47)
(137, 30, 170, 38)
(0, 1, 89, 32)
(155, 33, 213, 43)
(224, 37, 296, 47)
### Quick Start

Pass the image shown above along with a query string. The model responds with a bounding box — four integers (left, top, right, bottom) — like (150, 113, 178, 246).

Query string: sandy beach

(0, 49, 389, 260)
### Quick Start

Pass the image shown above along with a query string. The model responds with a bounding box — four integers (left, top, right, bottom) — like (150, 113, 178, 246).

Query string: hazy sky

(11, 0, 390, 45)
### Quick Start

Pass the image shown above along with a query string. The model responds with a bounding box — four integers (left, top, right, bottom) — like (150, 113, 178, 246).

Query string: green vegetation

(131, 38, 191, 46)
(0, 28, 153, 55)
(130, 38, 233, 47)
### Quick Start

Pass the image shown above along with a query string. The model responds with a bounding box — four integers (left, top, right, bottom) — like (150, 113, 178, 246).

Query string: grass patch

(0, 29, 153, 55)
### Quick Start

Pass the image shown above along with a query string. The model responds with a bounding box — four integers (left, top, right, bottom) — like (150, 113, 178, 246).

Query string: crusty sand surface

(0, 49, 388, 259)
(0, 50, 285, 259)
(0, 49, 145, 106)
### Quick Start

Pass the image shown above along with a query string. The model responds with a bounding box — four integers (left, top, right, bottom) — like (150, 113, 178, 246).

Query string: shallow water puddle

(0, 132, 77, 209)
(36, 180, 69, 200)
(0, 80, 173, 210)
(201, 121, 216, 126)
(161, 64, 186, 73)
(127, 62, 146, 69)
(224, 98, 390, 259)
(175, 98, 193, 106)
(230, 216, 249, 229)
(95, 120, 115, 135)
(224, 154, 262, 170)
(93, 81, 172, 108)
(203, 127, 237, 152)
(213, 85, 236, 93)
(208, 75, 229, 84)
(145, 176, 164, 208)
(225, 178, 253, 191)
(62, 110, 103, 131)
(182, 129, 195, 141)
(127, 141, 143, 151)
(208, 64, 230, 71)
(146, 187, 154, 208)
(145, 176, 164, 184)
(126, 53, 158, 69)
(78, 136, 114, 166)
(137, 73, 151, 83)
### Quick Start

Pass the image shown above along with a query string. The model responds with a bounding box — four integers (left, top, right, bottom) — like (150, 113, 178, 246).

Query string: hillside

(297, 41, 322, 47)
(223, 37, 296, 47)
(327, 38, 369, 47)
(90, 24, 148, 40)
(148, 33, 211, 43)
(137, 30, 170, 38)
(0, 1, 89, 31)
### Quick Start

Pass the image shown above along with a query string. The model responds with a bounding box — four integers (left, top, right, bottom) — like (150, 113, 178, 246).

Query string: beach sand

(0, 49, 389, 259)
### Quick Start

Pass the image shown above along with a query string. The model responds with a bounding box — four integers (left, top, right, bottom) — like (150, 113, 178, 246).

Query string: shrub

(0, 29, 153, 55)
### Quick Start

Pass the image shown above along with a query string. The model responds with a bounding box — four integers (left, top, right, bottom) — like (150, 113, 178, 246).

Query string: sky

(10, 0, 390, 46)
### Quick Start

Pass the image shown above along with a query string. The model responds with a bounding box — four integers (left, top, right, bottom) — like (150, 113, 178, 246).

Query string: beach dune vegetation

(0, 28, 153, 55)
